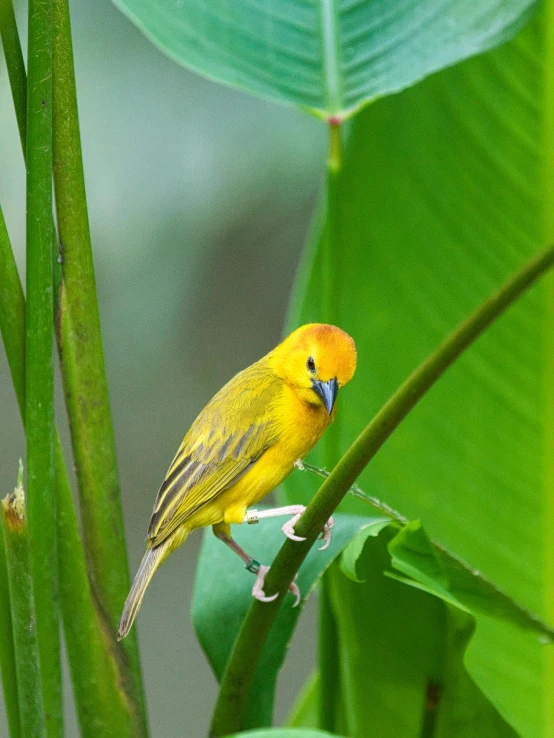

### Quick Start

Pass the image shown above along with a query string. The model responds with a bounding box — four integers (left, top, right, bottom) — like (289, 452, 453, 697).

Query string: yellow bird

(118, 323, 356, 639)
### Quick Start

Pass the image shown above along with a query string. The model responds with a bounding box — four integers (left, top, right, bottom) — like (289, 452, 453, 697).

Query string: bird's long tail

(118, 539, 171, 640)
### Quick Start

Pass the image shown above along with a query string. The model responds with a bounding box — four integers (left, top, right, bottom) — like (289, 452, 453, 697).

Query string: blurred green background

(0, 0, 326, 734)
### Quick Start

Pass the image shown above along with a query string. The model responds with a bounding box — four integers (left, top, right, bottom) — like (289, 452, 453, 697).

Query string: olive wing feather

(147, 364, 281, 547)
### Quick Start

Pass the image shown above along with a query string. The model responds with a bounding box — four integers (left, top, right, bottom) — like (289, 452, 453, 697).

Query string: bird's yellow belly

(184, 407, 329, 531)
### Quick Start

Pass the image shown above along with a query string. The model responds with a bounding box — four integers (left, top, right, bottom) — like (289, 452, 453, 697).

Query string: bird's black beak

(311, 377, 339, 415)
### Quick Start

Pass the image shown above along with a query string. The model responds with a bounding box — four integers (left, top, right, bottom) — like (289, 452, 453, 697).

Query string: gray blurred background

(0, 1, 326, 734)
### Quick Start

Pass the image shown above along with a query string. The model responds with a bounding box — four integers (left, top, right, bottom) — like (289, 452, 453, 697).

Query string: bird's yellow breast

(184, 382, 332, 530)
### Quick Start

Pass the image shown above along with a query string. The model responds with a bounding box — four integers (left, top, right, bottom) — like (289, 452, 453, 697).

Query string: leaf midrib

(320, 0, 343, 115)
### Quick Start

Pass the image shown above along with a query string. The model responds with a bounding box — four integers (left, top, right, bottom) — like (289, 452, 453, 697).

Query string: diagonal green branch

(211, 241, 554, 736)
(52, 0, 148, 730)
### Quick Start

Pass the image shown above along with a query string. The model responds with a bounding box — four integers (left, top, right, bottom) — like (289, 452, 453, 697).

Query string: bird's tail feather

(118, 540, 170, 640)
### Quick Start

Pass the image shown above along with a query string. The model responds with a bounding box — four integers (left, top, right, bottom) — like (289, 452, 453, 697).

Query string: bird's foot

(294, 458, 305, 471)
(251, 564, 301, 607)
(281, 511, 306, 542)
(281, 509, 334, 551)
(318, 516, 334, 551)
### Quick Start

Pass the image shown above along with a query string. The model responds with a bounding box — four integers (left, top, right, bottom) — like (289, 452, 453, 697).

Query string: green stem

(321, 123, 342, 326)
(0, 0, 26, 147)
(51, 0, 148, 730)
(1, 0, 63, 293)
(1, 211, 139, 734)
(210, 242, 554, 736)
(0, 479, 20, 738)
(321, 123, 343, 465)
(2, 472, 46, 738)
(25, 1, 62, 734)
(327, 120, 342, 173)
(55, 440, 136, 738)
(318, 136, 343, 723)
(0, 208, 25, 403)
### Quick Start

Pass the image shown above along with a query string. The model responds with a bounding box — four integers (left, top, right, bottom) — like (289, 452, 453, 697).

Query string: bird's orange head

(270, 324, 357, 414)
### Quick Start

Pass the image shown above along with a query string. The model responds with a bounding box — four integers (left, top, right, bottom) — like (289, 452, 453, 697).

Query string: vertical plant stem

(25, 0, 62, 735)
(0, 489, 20, 738)
(0, 208, 25, 401)
(51, 0, 148, 730)
(2, 473, 46, 738)
(321, 121, 343, 465)
(321, 121, 342, 327)
(318, 121, 344, 729)
(1, 209, 139, 734)
(54, 440, 136, 738)
(0, 0, 26, 146)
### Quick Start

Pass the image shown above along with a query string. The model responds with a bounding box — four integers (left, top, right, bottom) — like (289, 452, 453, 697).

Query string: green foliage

(1, 1, 148, 735)
(110, 0, 536, 117)
(192, 513, 384, 728)
(341, 518, 554, 641)
(52, 0, 148, 730)
(285, 7, 554, 737)
(322, 539, 518, 738)
(0, 193, 142, 737)
(1, 0, 553, 736)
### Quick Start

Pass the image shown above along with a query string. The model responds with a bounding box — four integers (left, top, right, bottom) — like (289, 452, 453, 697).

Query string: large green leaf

(288, 523, 543, 736)
(191, 512, 386, 729)
(285, 6, 554, 737)
(340, 519, 554, 641)
(327, 534, 519, 738)
(111, 0, 537, 118)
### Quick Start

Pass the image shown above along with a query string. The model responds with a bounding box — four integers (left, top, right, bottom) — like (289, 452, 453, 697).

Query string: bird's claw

(289, 577, 301, 607)
(252, 564, 301, 607)
(318, 516, 334, 551)
(281, 509, 334, 550)
(252, 565, 278, 602)
(294, 458, 305, 471)
(281, 512, 307, 542)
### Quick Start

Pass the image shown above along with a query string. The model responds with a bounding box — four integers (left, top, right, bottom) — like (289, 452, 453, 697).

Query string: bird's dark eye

(306, 356, 316, 373)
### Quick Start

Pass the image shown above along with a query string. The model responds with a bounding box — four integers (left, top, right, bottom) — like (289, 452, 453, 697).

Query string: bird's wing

(146, 364, 281, 547)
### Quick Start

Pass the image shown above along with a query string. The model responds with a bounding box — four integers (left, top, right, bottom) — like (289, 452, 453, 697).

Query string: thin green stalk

(0, 208, 25, 401)
(25, 0, 61, 734)
(0, 483, 20, 738)
(318, 123, 344, 725)
(52, 0, 148, 730)
(1, 214, 139, 734)
(210, 242, 554, 736)
(299, 460, 408, 524)
(2, 471, 46, 738)
(327, 120, 342, 173)
(321, 122, 343, 465)
(321, 122, 342, 328)
(0, 0, 26, 146)
(1, 0, 63, 294)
